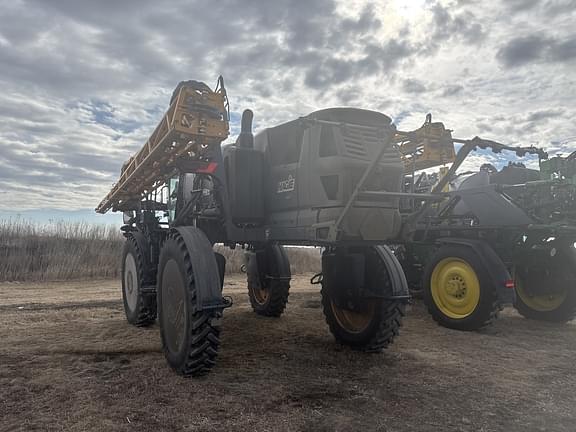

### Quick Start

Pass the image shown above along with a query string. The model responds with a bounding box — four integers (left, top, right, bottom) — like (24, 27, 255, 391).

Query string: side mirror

(123, 211, 135, 224)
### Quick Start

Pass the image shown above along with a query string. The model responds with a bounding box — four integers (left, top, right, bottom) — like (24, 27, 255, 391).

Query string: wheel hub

(123, 252, 139, 312)
(430, 258, 480, 319)
(127, 273, 134, 294)
(251, 278, 270, 305)
(331, 300, 375, 334)
(446, 277, 467, 298)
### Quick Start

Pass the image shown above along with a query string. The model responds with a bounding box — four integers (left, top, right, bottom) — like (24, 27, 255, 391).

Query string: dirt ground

(1, 275, 575, 432)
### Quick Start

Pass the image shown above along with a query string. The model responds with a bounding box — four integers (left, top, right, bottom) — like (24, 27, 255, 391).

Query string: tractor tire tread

(159, 232, 220, 377)
(320, 285, 405, 352)
(248, 279, 290, 317)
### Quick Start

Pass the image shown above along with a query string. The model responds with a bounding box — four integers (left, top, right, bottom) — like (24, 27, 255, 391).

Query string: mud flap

(374, 245, 410, 301)
(245, 243, 291, 285)
(214, 252, 226, 291)
(322, 245, 410, 302)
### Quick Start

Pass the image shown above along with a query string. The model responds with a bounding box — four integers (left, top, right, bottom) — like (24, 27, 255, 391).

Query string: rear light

(505, 280, 515, 289)
(196, 162, 218, 174)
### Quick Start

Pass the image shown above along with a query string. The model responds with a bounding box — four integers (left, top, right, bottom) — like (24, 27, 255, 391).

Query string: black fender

(321, 245, 409, 302)
(246, 243, 291, 283)
(436, 238, 515, 304)
(173, 226, 225, 311)
(374, 245, 410, 300)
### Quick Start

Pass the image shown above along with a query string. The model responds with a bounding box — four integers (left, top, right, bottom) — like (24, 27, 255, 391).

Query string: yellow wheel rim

(430, 258, 481, 319)
(515, 275, 567, 312)
(331, 301, 375, 334)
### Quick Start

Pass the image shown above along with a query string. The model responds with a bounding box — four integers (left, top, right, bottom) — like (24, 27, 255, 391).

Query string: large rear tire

(121, 236, 156, 327)
(157, 231, 222, 376)
(514, 273, 576, 323)
(321, 246, 405, 352)
(423, 245, 499, 331)
(247, 244, 290, 317)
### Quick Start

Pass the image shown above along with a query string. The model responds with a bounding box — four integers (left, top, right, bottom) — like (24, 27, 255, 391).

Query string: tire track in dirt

(0, 299, 122, 312)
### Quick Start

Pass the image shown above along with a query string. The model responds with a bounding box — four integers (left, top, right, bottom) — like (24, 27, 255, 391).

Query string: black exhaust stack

(236, 109, 254, 149)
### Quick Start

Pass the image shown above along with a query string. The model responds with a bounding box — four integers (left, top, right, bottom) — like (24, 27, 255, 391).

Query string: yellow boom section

(395, 115, 456, 171)
(96, 80, 229, 214)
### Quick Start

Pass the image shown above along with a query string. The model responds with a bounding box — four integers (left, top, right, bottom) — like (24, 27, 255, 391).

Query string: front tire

(321, 246, 405, 352)
(423, 245, 498, 331)
(157, 231, 222, 376)
(121, 236, 156, 327)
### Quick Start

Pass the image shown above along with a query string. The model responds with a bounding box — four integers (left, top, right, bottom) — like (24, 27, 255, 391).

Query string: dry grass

(0, 219, 122, 282)
(215, 245, 321, 275)
(0, 219, 321, 282)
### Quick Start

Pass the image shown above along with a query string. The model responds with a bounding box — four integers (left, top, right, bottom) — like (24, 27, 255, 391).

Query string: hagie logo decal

(277, 174, 296, 193)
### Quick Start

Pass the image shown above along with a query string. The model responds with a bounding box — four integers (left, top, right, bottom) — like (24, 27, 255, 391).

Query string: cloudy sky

(0, 0, 575, 220)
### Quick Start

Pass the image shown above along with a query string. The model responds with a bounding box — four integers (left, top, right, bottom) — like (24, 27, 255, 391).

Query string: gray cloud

(504, 0, 541, 12)
(0, 0, 575, 212)
(429, 2, 486, 46)
(303, 39, 415, 90)
(502, 0, 576, 17)
(525, 109, 565, 123)
(441, 85, 464, 97)
(497, 35, 551, 67)
(497, 34, 576, 67)
(402, 79, 427, 94)
(544, 0, 576, 16)
(215, 2, 416, 93)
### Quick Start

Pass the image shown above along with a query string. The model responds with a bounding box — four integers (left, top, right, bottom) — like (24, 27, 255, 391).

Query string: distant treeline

(0, 219, 320, 282)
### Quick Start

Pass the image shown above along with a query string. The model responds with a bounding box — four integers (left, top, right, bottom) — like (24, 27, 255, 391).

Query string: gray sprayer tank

(248, 107, 404, 243)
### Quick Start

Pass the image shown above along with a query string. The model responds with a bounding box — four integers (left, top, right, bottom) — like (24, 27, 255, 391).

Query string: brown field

(1, 275, 576, 432)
